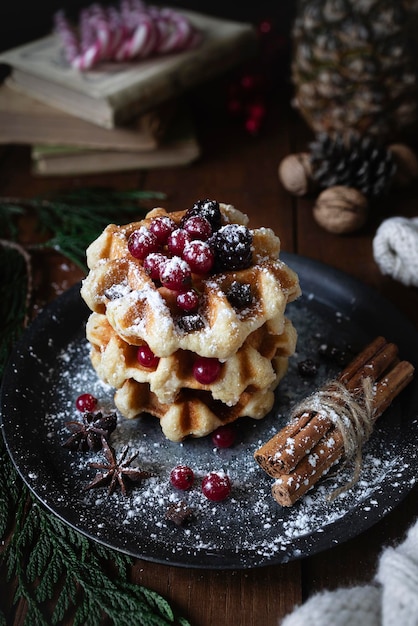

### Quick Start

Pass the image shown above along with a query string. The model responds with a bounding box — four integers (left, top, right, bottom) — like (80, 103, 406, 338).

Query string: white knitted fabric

(373, 216, 418, 287)
(280, 519, 418, 626)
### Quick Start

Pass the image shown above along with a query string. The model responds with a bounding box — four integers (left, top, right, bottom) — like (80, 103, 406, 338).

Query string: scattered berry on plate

(75, 393, 97, 412)
(201, 472, 231, 501)
(170, 465, 195, 490)
(211, 424, 237, 448)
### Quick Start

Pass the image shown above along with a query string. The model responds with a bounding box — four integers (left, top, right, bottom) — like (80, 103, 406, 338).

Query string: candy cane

(54, 10, 80, 63)
(54, 1, 201, 71)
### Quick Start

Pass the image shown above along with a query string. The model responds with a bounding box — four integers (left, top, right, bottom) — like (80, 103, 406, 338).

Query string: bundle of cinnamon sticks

(254, 336, 414, 506)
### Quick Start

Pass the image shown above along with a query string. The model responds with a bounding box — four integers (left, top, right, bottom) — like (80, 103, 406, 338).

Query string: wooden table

(1, 79, 418, 626)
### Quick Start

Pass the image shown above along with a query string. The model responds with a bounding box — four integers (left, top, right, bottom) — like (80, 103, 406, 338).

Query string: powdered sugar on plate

(2, 255, 418, 569)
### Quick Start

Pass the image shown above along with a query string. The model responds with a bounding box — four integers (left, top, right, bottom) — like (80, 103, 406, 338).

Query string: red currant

(183, 241, 214, 274)
(176, 289, 199, 311)
(160, 256, 191, 291)
(202, 472, 231, 501)
(245, 116, 261, 135)
(170, 465, 195, 490)
(183, 216, 212, 241)
(76, 393, 97, 412)
(128, 227, 159, 260)
(149, 216, 176, 244)
(137, 344, 160, 368)
(143, 252, 166, 280)
(167, 228, 191, 256)
(211, 424, 237, 448)
(193, 357, 221, 384)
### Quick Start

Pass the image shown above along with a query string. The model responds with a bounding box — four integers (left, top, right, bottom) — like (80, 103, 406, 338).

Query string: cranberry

(149, 216, 176, 244)
(160, 256, 191, 291)
(183, 216, 212, 241)
(202, 472, 231, 501)
(128, 227, 159, 260)
(167, 228, 191, 256)
(143, 252, 166, 280)
(211, 424, 236, 448)
(183, 241, 214, 274)
(176, 289, 199, 311)
(193, 357, 221, 384)
(170, 465, 195, 490)
(76, 393, 97, 412)
(137, 345, 160, 368)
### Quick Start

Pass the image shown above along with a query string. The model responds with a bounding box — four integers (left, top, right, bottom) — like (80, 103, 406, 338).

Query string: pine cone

(309, 132, 397, 198)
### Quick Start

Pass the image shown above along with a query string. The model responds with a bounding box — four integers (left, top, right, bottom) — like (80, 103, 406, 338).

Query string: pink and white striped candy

(54, 0, 201, 70)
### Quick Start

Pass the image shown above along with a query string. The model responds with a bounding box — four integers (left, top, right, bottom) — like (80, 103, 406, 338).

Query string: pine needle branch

(0, 454, 190, 626)
(0, 186, 192, 626)
(0, 240, 32, 378)
(0, 187, 166, 271)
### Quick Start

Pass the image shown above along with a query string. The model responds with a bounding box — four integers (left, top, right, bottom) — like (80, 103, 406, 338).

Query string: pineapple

(291, 0, 418, 142)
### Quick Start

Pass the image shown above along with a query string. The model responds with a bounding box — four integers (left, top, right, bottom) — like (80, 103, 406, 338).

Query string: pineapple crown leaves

(0, 186, 191, 626)
(309, 131, 397, 198)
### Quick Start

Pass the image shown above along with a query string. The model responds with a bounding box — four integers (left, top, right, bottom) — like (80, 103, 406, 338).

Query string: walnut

(388, 143, 418, 187)
(313, 186, 368, 235)
(278, 152, 313, 196)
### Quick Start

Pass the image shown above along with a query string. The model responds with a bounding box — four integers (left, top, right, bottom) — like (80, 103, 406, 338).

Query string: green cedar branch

(0, 187, 192, 626)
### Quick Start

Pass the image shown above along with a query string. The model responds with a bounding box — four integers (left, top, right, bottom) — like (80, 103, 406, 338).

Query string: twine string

(291, 377, 375, 500)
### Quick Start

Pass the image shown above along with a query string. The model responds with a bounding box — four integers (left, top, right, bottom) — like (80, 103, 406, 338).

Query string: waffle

(113, 377, 285, 441)
(86, 312, 297, 407)
(81, 200, 301, 440)
(80, 204, 301, 360)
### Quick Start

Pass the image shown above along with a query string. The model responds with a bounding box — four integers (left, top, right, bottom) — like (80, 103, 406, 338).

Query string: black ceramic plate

(1, 253, 418, 570)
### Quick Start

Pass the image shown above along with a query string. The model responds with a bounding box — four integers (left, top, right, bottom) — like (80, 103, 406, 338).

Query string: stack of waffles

(81, 201, 301, 441)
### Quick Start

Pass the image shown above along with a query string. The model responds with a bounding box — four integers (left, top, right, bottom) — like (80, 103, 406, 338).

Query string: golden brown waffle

(81, 201, 301, 440)
(113, 378, 286, 441)
(80, 204, 301, 359)
(86, 312, 297, 407)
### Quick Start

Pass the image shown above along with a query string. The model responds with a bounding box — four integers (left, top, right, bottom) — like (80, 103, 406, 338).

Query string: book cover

(31, 109, 200, 176)
(0, 10, 256, 129)
(0, 83, 170, 151)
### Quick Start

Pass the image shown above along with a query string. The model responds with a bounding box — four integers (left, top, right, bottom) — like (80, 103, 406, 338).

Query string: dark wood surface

(1, 81, 418, 626)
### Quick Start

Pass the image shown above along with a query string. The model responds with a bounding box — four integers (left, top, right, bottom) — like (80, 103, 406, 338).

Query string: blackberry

(297, 358, 319, 378)
(176, 313, 205, 333)
(180, 199, 222, 231)
(226, 281, 253, 309)
(212, 224, 253, 271)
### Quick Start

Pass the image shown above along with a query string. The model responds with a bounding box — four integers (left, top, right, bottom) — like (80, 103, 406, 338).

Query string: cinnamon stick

(253, 337, 414, 506)
(254, 337, 402, 476)
(271, 361, 414, 507)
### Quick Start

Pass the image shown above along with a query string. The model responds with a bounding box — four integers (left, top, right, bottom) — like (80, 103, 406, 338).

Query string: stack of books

(0, 8, 256, 176)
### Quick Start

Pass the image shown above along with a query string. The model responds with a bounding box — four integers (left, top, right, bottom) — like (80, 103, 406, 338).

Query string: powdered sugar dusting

(2, 280, 417, 569)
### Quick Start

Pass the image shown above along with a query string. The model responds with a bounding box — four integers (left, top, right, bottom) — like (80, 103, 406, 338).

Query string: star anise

(63, 411, 117, 451)
(85, 438, 152, 496)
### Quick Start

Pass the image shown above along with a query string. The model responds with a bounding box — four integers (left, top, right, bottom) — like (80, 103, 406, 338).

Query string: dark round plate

(1, 253, 417, 570)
